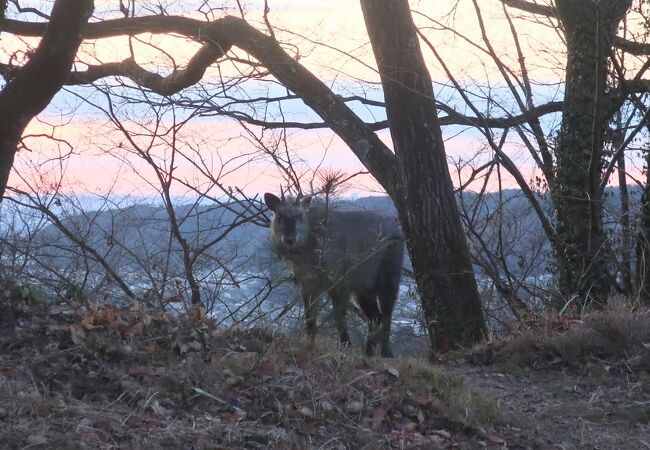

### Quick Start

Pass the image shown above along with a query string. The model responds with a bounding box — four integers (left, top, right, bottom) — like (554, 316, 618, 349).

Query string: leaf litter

(5, 300, 647, 448)
(0, 301, 498, 449)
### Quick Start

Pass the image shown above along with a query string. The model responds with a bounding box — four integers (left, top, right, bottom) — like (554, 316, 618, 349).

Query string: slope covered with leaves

(0, 300, 499, 449)
(2, 296, 649, 449)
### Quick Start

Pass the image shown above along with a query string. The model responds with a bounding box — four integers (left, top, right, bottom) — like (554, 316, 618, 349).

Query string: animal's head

(264, 192, 312, 248)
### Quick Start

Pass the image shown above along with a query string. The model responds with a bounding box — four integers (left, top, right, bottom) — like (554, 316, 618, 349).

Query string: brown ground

(0, 301, 649, 449)
(445, 359, 650, 449)
(450, 308, 650, 449)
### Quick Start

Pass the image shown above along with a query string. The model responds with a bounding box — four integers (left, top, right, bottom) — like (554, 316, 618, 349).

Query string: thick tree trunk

(0, 0, 93, 200)
(361, 0, 485, 353)
(552, 0, 631, 310)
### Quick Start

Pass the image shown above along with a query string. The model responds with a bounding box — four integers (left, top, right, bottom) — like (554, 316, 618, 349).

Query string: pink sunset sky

(15, 114, 551, 198)
(4, 1, 647, 198)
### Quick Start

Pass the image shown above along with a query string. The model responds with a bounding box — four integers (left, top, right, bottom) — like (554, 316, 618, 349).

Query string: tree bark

(0, 0, 93, 200)
(552, 0, 631, 310)
(361, 0, 486, 352)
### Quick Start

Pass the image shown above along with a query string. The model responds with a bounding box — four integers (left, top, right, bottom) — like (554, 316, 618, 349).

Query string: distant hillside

(30, 195, 401, 269)
(6, 186, 640, 307)
(28, 188, 628, 273)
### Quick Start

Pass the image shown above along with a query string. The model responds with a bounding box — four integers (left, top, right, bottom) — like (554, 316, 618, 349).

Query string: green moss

(399, 361, 500, 427)
(624, 406, 650, 425)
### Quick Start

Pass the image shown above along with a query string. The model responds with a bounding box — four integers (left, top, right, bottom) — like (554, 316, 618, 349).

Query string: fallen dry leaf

(99, 305, 118, 326)
(371, 405, 387, 430)
(345, 400, 364, 413)
(150, 400, 171, 417)
(486, 434, 506, 445)
(78, 417, 93, 429)
(122, 364, 151, 376)
(27, 434, 48, 445)
(127, 321, 145, 336)
(385, 366, 400, 378)
(223, 409, 247, 422)
(80, 310, 96, 327)
(432, 429, 451, 439)
(320, 400, 334, 412)
(69, 325, 86, 344)
(403, 404, 419, 418)
(403, 422, 418, 433)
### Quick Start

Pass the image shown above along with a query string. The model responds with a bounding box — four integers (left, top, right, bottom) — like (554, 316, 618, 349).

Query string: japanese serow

(264, 192, 404, 357)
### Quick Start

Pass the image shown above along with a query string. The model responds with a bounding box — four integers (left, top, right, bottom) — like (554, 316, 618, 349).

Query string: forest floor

(445, 354, 650, 449)
(0, 299, 649, 449)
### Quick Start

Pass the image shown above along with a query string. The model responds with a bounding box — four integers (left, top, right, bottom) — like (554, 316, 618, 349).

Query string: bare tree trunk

(0, 0, 94, 199)
(361, 0, 486, 353)
(617, 154, 632, 294)
(612, 121, 633, 295)
(636, 129, 650, 304)
(552, 0, 631, 310)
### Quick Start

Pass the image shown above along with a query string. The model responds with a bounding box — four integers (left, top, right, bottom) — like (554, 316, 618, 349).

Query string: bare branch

(613, 36, 650, 55)
(8, 0, 50, 20)
(0, 0, 93, 199)
(66, 43, 224, 95)
(500, 0, 556, 17)
(1, 13, 398, 188)
(0, 15, 205, 39)
(499, 1, 649, 55)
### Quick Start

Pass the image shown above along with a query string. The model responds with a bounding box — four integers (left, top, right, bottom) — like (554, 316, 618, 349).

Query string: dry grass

(488, 306, 650, 370)
(0, 302, 498, 449)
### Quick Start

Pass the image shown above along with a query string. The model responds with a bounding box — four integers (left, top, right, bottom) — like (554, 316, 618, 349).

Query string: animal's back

(306, 207, 404, 291)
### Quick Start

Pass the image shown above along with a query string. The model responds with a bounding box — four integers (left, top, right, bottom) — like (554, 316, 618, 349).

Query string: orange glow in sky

(4, 0, 643, 199)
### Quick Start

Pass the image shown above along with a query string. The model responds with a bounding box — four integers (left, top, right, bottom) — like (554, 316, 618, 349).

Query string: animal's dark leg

(330, 290, 351, 347)
(357, 291, 381, 356)
(376, 247, 402, 357)
(302, 293, 318, 346)
(376, 290, 396, 357)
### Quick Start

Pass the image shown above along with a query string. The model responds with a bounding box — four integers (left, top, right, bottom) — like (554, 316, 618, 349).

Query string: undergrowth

(0, 301, 498, 449)
(481, 306, 650, 371)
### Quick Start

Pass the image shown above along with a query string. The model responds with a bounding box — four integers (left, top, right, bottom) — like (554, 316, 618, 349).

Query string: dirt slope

(446, 360, 650, 449)
(1, 302, 648, 449)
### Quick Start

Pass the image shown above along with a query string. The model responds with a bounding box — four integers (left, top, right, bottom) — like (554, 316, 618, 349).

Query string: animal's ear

(264, 193, 282, 212)
(300, 195, 312, 208)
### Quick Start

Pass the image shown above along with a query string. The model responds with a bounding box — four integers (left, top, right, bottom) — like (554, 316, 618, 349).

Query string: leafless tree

(413, 1, 650, 311)
(4, 0, 649, 351)
(0, 0, 489, 352)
